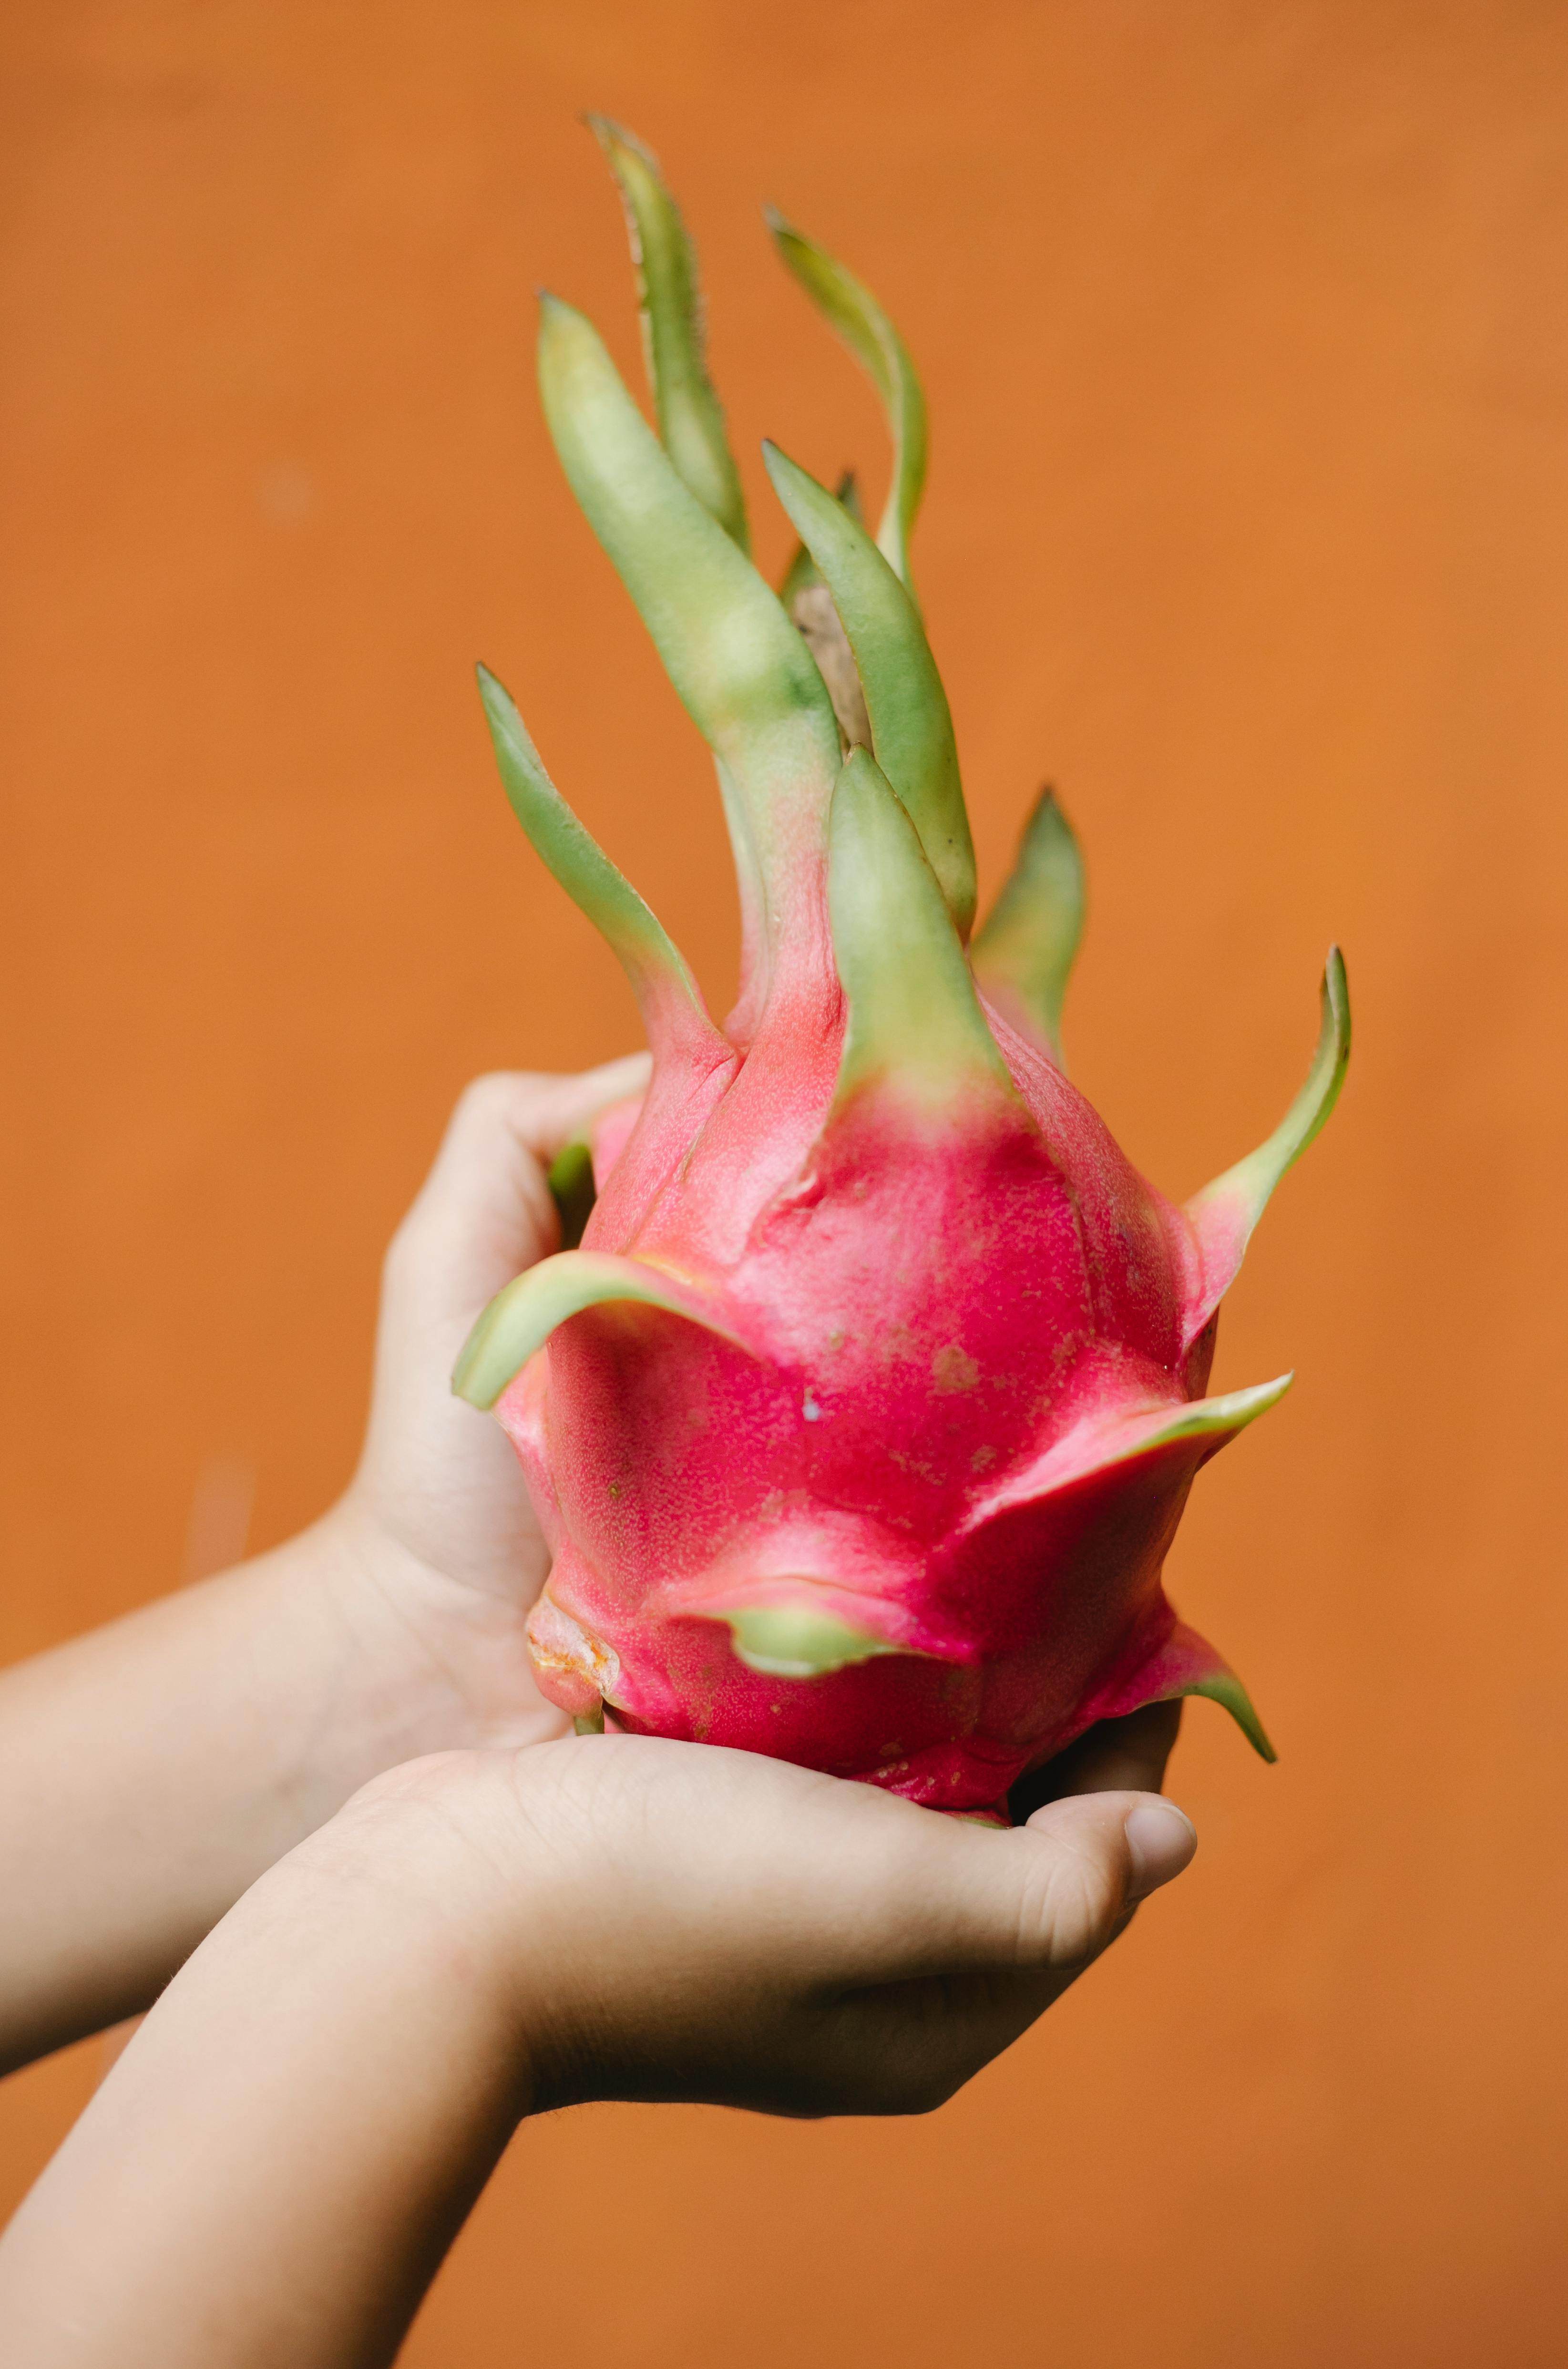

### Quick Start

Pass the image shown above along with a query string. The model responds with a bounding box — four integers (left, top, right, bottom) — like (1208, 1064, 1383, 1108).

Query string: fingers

(477, 1739, 1199, 2120)
(423, 1057, 652, 1197)
(753, 1783, 1195, 2116)
(1007, 1699, 1183, 1820)
(759, 1770, 1196, 1995)
(388, 1056, 652, 1325)
(357, 1057, 650, 1559)
(810, 1790, 1196, 2112)
(550, 1740, 1197, 1993)
(1117, 1796, 1199, 1897)
(957, 1788, 1195, 1973)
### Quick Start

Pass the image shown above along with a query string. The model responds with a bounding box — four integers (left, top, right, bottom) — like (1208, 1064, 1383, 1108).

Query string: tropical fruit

(453, 120, 1349, 1814)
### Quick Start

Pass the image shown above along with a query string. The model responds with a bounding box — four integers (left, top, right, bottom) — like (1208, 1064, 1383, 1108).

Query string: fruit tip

(476, 660, 515, 714)
(758, 439, 808, 495)
(1322, 945, 1350, 1036)
(584, 110, 654, 165)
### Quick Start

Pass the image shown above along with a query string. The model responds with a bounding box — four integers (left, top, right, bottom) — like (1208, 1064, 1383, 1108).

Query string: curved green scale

(763, 442, 975, 940)
(535, 297, 842, 1005)
(780, 469, 873, 757)
(586, 115, 749, 551)
(452, 1250, 749, 1411)
(710, 1602, 914, 1679)
(1180, 1671, 1276, 1763)
(1186, 949, 1351, 1322)
(1118, 1374, 1293, 1458)
(970, 790, 1086, 1064)
(1194, 947, 1351, 1218)
(476, 664, 723, 1067)
(828, 749, 1015, 1119)
(765, 207, 928, 593)
(779, 466, 865, 612)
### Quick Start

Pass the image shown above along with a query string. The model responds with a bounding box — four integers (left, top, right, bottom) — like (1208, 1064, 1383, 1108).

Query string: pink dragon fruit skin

(453, 120, 1350, 1814)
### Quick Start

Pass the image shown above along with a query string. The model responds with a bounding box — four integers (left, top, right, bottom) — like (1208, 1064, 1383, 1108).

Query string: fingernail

(1123, 1800, 1197, 1898)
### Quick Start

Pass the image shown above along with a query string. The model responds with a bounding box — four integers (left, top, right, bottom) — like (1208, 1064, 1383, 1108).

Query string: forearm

(0, 1732, 1198, 2365)
(0, 1513, 516, 2069)
(0, 1065, 642, 2072)
(0, 1771, 532, 2369)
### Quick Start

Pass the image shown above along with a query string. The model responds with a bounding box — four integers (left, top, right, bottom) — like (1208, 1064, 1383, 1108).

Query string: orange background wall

(3, 3, 1566, 2362)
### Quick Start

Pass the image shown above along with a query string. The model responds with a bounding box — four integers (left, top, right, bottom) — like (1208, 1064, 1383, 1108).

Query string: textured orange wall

(3, 3, 1566, 2362)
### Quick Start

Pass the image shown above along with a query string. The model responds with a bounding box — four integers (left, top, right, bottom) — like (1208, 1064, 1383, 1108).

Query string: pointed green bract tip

(474, 662, 716, 1062)
(713, 1602, 910, 1679)
(1136, 1373, 1294, 1456)
(764, 441, 975, 939)
(1277, 944, 1351, 1171)
(1184, 1671, 1277, 1761)
(452, 1250, 746, 1410)
(1188, 947, 1352, 1253)
(586, 113, 749, 551)
(531, 294, 840, 995)
(779, 467, 864, 609)
(765, 207, 928, 592)
(779, 469, 878, 759)
(970, 789, 1086, 1063)
(828, 748, 1015, 1118)
(833, 466, 866, 525)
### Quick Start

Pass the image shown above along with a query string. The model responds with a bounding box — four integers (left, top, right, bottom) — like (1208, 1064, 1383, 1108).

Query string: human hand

(326, 1056, 649, 1749)
(328, 1054, 1184, 1796)
(0, 1047, 1178, 2086)
(472, 1727, 1198, 2113)
(0, 1058, 643, 2072)
(0, 1733, 1196, 2369)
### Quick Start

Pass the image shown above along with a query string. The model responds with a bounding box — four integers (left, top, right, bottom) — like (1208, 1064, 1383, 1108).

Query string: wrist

(288, 1751, 543, 2076)
(298, 1746, 591, 2117)
(0, 1760, 541, 2365)
(302, 1497, 564, 1762)
(322, 1742, 620, 2113)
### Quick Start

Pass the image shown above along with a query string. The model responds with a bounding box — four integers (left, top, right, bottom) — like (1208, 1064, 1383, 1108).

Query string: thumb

(888, 1791, 1198, 1983)
(1012, 1791, 1197, 1967)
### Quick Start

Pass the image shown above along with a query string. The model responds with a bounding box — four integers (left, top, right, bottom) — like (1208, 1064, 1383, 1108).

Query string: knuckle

(1022, 1839, 1123, 1970)
(452, 1070, 533, 1128)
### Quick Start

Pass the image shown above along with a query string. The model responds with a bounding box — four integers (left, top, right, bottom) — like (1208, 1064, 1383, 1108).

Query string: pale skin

(0, 1063, 1197, 2367)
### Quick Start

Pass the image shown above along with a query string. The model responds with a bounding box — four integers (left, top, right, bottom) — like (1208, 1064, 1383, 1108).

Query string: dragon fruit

(453, 119, 1350, 1815)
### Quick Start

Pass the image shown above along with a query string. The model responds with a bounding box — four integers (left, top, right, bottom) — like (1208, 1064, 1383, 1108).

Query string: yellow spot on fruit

(932, 1344, 979, 1395)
